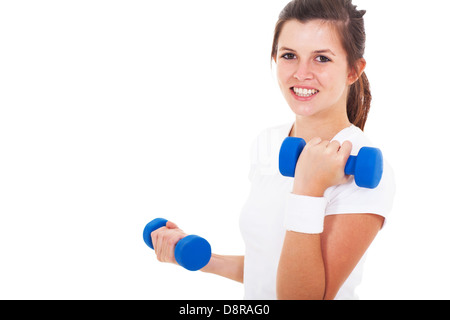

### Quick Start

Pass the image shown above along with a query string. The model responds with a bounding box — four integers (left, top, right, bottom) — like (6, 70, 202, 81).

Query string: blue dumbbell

(279, 137, 383, 189)
(143, 218, 211, 271)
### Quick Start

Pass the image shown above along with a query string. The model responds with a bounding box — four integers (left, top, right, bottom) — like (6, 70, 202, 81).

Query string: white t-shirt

(239, 122, 395, 300)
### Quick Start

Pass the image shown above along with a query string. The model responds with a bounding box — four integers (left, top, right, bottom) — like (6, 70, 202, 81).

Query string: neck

(289, 107, 351, 142)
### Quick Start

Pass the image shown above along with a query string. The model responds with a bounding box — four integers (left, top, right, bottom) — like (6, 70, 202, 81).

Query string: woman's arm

(201, 254, 244, 283)
(151, 221, 244, 283)
(276, 137, 383, 299)
(320, 213, 383, 299)
(277, 213, 383, 300)
(277, 232, 325, 299)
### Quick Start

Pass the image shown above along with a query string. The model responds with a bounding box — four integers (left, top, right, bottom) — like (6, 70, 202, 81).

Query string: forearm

(276, 160, 328, 300)
(277, 232, 325, 300)
(277, 186, 327, 299)
(200, 254, 244, 283)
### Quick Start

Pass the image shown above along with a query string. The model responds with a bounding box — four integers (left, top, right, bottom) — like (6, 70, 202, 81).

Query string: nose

(293, 61, 313, 81)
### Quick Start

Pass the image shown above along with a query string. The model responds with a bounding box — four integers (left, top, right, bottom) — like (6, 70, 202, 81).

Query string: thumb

(342, 174, 353, 185)
(165, 221, 179, 229)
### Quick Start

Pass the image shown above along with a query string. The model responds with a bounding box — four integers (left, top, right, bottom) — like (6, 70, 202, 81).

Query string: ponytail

(347, 71, 371, 131)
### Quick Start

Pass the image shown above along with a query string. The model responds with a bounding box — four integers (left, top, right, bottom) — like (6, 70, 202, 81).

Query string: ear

(347, 58, 366, 85)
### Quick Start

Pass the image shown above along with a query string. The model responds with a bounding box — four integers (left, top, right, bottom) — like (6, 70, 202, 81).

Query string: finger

(154, 227, 167, 259)
(319, 139, 330, 147)
(150, 229, 159, 250)
(338, 140, 353, 158)
(162, 232, 183, 264)
(160, 233, 170, 262)
(327, 140, 341, 153)
(166, 221, 178, 229)
(307, 137, 322, 146)
(317, 139, 331, 152)
(169, 233, 184, 264)
(154, 230, 162, 259)
(340, 174, 352, 185)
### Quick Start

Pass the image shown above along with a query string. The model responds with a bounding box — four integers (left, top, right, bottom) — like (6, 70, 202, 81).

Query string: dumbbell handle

(142, 218, 211, 271)
(344, 155, 358, 176)
(282, 148, 359, 176)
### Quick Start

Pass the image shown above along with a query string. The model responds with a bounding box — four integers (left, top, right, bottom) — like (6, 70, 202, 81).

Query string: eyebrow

(314, 49, 336, 56)
(279, 47, 336, 56)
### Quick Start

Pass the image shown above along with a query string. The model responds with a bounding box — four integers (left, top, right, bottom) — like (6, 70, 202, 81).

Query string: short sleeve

(247, 123, 293, 181)
(324, 160, 396, 223)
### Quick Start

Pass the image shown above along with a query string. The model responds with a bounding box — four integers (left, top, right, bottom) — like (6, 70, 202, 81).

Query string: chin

(289, 103, 318, 117)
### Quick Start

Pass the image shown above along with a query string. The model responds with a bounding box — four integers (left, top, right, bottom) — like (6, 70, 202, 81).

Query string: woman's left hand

(151, 221, 188, 266)
(292, 138, 353, 197)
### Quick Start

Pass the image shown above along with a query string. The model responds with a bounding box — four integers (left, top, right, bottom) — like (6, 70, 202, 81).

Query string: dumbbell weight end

(347, 147, 383, 189)
(143, 218, 168, 250)
(174, 234, 212, 271)
(278, 137, 306, 177)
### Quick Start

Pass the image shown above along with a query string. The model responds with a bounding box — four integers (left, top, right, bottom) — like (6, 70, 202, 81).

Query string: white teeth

(293, 87, 318, 97)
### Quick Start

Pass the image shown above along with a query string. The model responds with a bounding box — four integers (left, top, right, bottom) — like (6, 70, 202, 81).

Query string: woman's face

(275, 19, 358, 119)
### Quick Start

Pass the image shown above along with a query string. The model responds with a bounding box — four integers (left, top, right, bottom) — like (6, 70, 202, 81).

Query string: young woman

(151, 0, 395, 300)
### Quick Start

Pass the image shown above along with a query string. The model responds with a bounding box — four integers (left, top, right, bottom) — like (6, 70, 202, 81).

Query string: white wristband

(284, 193, 328, 234)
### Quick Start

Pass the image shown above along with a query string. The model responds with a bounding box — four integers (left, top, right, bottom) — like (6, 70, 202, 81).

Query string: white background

(0, 0, 449, 300)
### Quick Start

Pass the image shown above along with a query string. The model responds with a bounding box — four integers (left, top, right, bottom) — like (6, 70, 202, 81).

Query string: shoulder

(251, 122, 293, 146)
(332, 125, 374, 153)
(325, 126, 396, 222)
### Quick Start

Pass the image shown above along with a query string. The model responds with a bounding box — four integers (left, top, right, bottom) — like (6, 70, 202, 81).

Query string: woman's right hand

(292, 137, 352, 197)
(151, 221, 188, 266)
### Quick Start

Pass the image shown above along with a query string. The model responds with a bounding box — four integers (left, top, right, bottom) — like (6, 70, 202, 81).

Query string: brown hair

(271, 0, 371, 131)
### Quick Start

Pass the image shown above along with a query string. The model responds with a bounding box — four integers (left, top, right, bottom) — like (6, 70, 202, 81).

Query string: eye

(315, 55, 331, 63)
(281, 53, 296, 60)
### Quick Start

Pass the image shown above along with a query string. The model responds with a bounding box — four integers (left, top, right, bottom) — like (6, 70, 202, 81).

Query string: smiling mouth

(291, 87, 319, 98)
